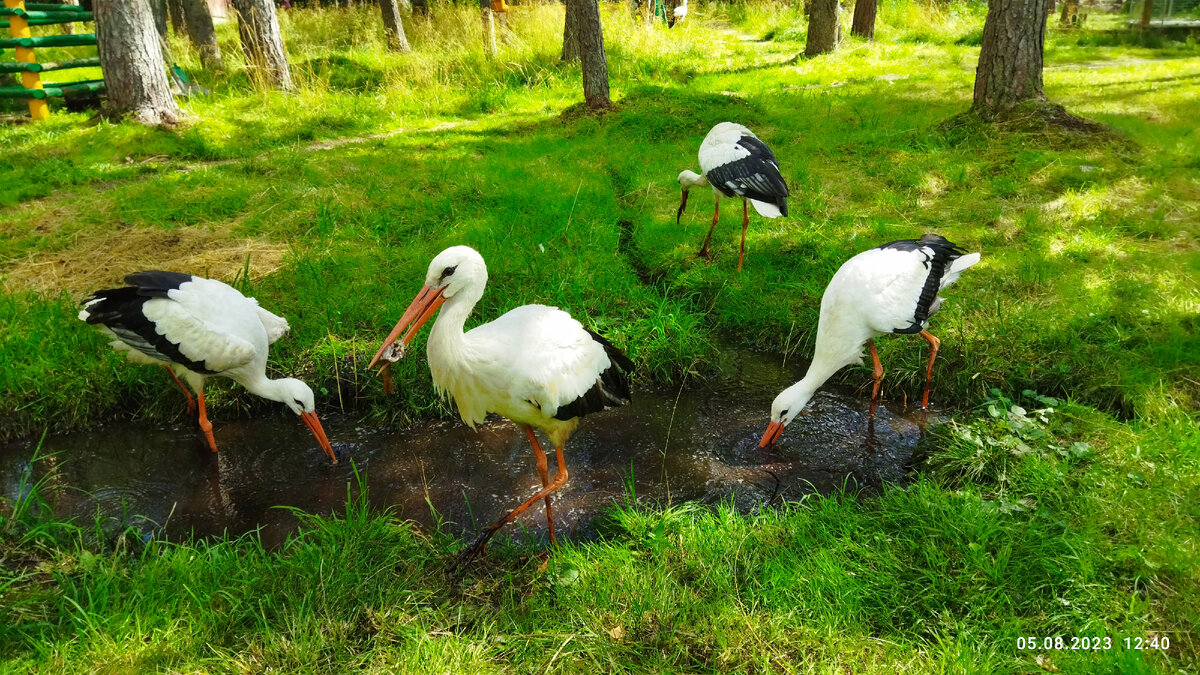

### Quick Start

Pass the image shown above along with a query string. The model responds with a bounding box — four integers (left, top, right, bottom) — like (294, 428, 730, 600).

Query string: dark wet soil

(0, 353, 939, 548)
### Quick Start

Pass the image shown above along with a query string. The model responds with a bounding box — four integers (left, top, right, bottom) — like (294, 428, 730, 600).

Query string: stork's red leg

(868, 340, 884, 417)
(197, 388, 219, 453)
(162, 365, 196, 415)
(919, 331, 941, 410)
(452, 445, 569, 572)
(698, 198, 719, 259)
(524, 425, 556, 545)
(737, 198, 749, 273)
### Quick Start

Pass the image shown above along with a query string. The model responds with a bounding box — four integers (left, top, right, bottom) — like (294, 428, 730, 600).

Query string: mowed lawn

(0, 3, 1197, 672)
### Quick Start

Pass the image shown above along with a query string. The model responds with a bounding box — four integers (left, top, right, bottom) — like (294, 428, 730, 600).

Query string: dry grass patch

(1, 225, 288, 297)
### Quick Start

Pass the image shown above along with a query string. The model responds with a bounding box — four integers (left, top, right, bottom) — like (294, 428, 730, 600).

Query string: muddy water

(0, 354, 937, 548)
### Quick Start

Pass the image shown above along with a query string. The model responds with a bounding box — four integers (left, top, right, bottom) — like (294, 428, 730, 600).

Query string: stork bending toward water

(369, 246, 633, 569)
(760, 235, 980, 447)
(79, 271, 337, 464)
(677, 122, 790, 272)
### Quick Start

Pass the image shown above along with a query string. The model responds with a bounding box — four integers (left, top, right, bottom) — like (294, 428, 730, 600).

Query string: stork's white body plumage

(677, 122, 790, 271)
(370, 246, 633, 567)
(761, 235, 980, 446)
(79, 272, 336, 463)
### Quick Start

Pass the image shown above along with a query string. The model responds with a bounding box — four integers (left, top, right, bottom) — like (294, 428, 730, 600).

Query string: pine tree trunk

(973, 0, 1048, 112)
(167, 0, 186, 35)
(94, 0, 183, 127)
(567, 0, 609, 109)
(1139, 0, 1154, 30)
(1059, 0, 1078, 26)
(851, 0, 877, 39)
(562, 0, 580, 61)
(378, 0, 411, 51)
(148, 0, 168, 39)
(181, 0, 224, 69)
(231, 0, 294, 90)
(805, 0, 840, 56)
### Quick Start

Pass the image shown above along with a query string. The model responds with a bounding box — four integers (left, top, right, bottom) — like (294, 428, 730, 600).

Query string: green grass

(0, 1, 1198, 672)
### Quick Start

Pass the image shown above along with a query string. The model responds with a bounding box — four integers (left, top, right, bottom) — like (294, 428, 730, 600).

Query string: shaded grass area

(0, 2, 1198, 672)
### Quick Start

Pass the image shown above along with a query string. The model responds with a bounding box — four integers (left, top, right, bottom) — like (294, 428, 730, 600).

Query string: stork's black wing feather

(877, 235, 968, 334)
(553, 329, 634, 421)
(705, 135, 790, 215)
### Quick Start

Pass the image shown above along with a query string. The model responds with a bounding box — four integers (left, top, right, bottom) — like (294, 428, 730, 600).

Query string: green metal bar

(0, 9, 93, 21)
(25, 3, 91, 11)
(0, 55, 99, 72)
(0, 78, 104, 99)
(0, 33, 96, 48)
(1, 15, 92, 27)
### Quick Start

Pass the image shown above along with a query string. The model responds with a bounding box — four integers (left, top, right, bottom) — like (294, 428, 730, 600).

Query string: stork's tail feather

(553, 329, 634, 421)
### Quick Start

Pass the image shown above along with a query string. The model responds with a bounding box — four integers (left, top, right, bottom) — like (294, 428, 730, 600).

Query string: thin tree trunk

(805, 0, 840, 56)
(167, 0, 186, 35)
(481, 6, 497, 57)
(973, 0, 1048, 112)
(180, 0, 224, 69)
(231, 0, 294, 90)
(566, 0, 609, 109)
(148, 0, 168, 39)
(1139, 0, 1154, 30)
(378, 0, 411, 51)
(562, 0, 580, 61)
(851, 0, 877, 39)
(411, 0, 429, 16)
(94, 0, 183, 126)
(1059, 0, 1078, 26)
(56, 0, 80, 35)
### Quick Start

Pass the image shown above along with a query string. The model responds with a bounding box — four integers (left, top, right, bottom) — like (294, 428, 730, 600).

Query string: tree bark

(411, 0, 429, 16)
(148, 0, 168, 39)
(167, 0, 186, 35)
(231, 0, 294, 90)
(805, 0, 840, 56)
(973, 0, 1048, 112)
(1139, 0, 1154, 30)
(93, 0, 183, 126)
(481, 6, 497, 57)
(1059, 0, 1078, 26)
(180, 0, 224, 69)
(566, 0, 609, 109)
(378, 0, 411, 51)
(851, 0, 877, 39)
(562, 0, 580, 61)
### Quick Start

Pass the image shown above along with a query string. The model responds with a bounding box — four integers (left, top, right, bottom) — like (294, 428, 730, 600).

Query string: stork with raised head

(79, 271, 337, 464)
(369, 246, 633, 569)
(677, 122, 790, 272)
(760, 235, 980, 447)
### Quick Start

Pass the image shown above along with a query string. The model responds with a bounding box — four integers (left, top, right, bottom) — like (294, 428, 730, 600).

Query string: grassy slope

(0, 2, 1197, 672)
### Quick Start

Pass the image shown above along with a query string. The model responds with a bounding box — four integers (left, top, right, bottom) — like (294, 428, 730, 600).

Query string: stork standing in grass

(677, 122, 790, 272)
(369, 246, 633, 570)
(760, 235, 981, 447)
(79, 271, 337, 464)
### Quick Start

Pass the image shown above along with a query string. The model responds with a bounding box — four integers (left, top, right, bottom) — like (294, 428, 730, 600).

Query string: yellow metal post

(5, 0, 49, 120)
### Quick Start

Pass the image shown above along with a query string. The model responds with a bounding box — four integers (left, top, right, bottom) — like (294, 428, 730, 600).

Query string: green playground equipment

(0, 1, 101, 120)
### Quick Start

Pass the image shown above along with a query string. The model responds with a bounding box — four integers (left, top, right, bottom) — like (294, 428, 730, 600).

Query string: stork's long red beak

(368, 285, 448, 371)
(759, 421, 785, 448)
(300, 411, 337, 464)
(676, 188, 689, 225)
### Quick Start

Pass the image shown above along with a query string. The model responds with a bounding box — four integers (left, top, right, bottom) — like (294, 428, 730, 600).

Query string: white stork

(368, 246, 633, 568)
(669, 0, 687, 27)
(677, 122, 790, 272)
(79, 271, 337, 464)
(760, 234, 980, 447)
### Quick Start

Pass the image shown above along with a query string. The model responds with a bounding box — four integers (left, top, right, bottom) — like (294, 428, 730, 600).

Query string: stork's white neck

(235, 372, 290, 405)
(680, 170, 710, 189)
(426, 284, 485, 388)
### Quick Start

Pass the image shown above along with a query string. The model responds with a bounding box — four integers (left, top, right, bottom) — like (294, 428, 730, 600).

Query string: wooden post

(4, 0, 49, 120)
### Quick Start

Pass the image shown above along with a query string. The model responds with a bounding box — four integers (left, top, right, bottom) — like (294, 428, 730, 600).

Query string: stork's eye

(294, 399, 303, 406)
(441, 265, 457, 279)
(779, 409, 789, 418)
